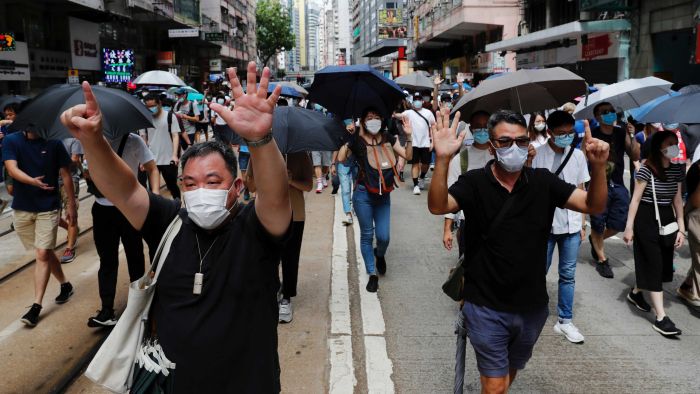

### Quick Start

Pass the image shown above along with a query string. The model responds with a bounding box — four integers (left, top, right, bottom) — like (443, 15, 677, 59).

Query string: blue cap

(174, 87, 188, 95)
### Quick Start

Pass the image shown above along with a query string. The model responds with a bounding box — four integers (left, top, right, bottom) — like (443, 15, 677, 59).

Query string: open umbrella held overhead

(637, 90, 700, 124)
(133, 70, 186, 87)
(394, 71, 435, 91)
(573, 76, 673, 120)
(9, 84, 154, 140)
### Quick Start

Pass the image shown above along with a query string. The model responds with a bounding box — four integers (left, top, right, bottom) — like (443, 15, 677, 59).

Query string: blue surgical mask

(413, 100, 423, 109)
(601, 113, 617, 126)
(148, 106, 158, 114)
(663, 123, 679, 130)
(554, 133, 575, 148)
(472, 128, 489, 144)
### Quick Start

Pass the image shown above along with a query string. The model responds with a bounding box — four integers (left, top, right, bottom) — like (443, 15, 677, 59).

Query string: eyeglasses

(491, 137, 530, 148)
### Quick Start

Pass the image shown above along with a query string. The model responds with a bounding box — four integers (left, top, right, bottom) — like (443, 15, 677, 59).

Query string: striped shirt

(635, 163, 684, 205)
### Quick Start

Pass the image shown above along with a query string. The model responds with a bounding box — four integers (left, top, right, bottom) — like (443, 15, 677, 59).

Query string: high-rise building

(351, 0, 406, 71)
(332, 0, 352, 65)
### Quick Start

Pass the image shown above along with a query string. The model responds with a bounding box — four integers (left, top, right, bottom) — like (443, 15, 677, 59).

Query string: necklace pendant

(193, 273, 203, 295)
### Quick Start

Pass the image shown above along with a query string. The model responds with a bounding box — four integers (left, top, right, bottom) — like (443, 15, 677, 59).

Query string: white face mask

(216, 98, 225, 105)
(183, 185, 236, 230)
(365, 119, 382, 135)
(663, 145, 680, 160)
(534, 123, 546, 132)
(493, 143, 529, 173)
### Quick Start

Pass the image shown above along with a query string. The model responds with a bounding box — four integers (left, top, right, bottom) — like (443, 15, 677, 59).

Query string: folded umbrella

(637, 91, 700, 124)
(307, 64, 406, 119)
(395, 72, 434, 91)
(574, 77, 673, 120)
(133, 70, 186, 87)
(452, 67, 586, 117)
(9, 84, 154, 140)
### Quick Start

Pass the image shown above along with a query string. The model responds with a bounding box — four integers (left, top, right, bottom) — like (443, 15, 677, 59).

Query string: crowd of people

(1, 61, 699, 393)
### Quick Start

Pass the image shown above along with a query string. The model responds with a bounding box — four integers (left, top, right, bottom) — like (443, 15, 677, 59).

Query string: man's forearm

(61, 170, 76, 203)
(172, 134, 180, 158)
(428, 155, 451, 214)
(6, 165, 37, 186)
(250, 140, 291, 235)
(147, 167, 160, 194)
(585, 163, 608, 214)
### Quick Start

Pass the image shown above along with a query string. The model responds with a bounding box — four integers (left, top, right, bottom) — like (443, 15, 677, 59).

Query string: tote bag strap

(651, 175, 662, 229)
(151, 216, 183, 282)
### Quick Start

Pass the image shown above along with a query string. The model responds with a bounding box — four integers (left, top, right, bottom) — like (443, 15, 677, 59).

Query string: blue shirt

(2, 132, 71, 212)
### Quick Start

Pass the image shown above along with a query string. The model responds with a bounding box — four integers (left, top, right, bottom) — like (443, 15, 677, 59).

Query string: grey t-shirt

(174, 100, 200, 135)
(61, 137, 83, 182)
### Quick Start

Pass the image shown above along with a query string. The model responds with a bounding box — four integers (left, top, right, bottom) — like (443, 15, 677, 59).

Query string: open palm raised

(209, 62, 282, 142)
(431, 108, 464, 158)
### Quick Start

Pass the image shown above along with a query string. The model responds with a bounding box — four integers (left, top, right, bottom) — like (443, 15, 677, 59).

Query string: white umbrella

(573, 77, 673, 120)
(132, 70, 186, 87)
(275, 81, 308, 96)
(394, 72, 434, 91)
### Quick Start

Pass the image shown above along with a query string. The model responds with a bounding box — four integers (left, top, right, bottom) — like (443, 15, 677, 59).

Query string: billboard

(102, 48, 134, 83)
(378, 9, 406, 39)
(0, 33, 15, 52)
(69, 17, 101, 71)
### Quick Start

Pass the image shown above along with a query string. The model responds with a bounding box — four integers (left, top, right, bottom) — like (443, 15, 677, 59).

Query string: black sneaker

(627, 289, 652, 312)
(399, 172, 405, 183)
(589, 235, 598, 261)
(55, 282, 74, 304)
(87, 308, 117, 328)
(366, 275, 379, 293)
(374, 248, 387, 275)
(20, 304, 42, 327)
(653, 316, 682, 336)
(596, 260, 614, 278)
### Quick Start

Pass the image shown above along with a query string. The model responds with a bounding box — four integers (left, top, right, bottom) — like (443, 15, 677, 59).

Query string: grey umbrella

(395, 72, 435, 91)
(276, 81, 309, 96)
(573, 77, 673, 120)
(0, 95, 29, 110)
(451, 67, 586, 117)
(637, 91, 700, 124)
(132, 70, 186, 87)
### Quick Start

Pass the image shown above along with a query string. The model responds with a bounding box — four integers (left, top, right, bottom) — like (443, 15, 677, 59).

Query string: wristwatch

(245, 133, 273, 148)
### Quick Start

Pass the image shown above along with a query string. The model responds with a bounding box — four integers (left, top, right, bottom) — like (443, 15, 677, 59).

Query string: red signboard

(582, 34, 611, 60)
(696, 24, 700, 64)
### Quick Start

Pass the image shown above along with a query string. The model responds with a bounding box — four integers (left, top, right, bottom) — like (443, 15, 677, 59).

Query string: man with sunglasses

(429, 109, 609, 394)
(589, 102, 640, 279)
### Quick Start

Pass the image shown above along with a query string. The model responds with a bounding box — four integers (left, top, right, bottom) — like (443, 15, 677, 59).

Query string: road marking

(352, 216, 395, 393)
(329, 196, 356, 393)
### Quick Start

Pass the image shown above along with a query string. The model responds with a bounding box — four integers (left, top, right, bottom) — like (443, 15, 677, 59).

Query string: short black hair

(3, 102, 19, 113)
(470, 110, 490, 123)
(593, 101, 613, 116)
(546, 110, 575, 130)
(143, 93, 161, 103)
(487, 110, 527, 138)
(180, 140, 238, 178)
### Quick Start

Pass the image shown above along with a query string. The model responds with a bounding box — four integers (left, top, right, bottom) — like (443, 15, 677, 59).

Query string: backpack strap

(167, 111, 173, 134)
(370, 140, 388, 195)
(117, 135, 129, 157)
(412, 109, 431, 128)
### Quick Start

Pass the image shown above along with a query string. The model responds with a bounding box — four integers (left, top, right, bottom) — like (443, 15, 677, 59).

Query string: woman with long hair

(623, 130, 686, 337)
(337, 107, 412, 292)
(527, 111, 548, 148)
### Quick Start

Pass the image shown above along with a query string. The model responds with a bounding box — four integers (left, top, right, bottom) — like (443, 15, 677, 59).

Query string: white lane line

(331, 196, 352, 335)
(329, 196, 356, 393)
(352, 217, 395, 393)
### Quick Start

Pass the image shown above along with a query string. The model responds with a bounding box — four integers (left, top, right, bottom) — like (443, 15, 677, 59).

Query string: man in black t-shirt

(428, 109, 610, 394)
(588, 101, 640, 279)
(60, 63, 292, 393)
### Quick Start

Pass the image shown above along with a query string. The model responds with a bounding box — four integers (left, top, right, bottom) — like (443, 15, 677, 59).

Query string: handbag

(84, 215, 182, 393)
(442, 193, 516, 301)
(651, 175, 679, 247)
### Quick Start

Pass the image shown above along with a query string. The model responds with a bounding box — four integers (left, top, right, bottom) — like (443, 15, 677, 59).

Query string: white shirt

(531, 134, 548, 149)
(401, 108, 435, 148)
(692, 144, 700, 164)
(445, 141, 493, 221)
(95, 134, 154, 206)
(142, 109, 181, 165)
(532, 142, 590, 235)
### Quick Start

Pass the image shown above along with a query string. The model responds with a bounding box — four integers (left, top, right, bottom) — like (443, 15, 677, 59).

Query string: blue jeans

(353, 185, 391, 275)
(546, 233, 581, 323)
(337, 162, 353, 214)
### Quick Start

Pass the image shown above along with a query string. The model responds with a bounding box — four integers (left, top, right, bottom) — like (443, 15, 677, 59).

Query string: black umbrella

(230, 107, 347, 153)
(9, 84, 154, 140)
(0, 95, 29, 111)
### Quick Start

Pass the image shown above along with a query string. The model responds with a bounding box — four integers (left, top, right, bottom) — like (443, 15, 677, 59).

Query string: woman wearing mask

(623, 130, 685, 337)
(337, 107, 413, 292)
(528, 112, 548, 148)
(211, 96, 234, 146)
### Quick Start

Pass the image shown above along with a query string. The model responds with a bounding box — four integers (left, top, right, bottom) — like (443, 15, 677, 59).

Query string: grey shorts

(311, 151, 332, 167)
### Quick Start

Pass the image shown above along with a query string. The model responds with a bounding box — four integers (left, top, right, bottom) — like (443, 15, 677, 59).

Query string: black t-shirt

(141, 193, 288, 393)
(687, 162, 700, 197)
(448, 163, 576, 312)
(591, 125, 627, 185)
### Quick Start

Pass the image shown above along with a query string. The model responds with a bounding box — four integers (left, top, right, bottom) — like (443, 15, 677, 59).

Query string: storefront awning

(485, 19, 630, 53)
(362, 39, 408, 58)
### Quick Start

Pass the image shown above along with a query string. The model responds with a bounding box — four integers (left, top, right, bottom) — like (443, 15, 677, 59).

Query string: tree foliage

(256, 0, 295, 68)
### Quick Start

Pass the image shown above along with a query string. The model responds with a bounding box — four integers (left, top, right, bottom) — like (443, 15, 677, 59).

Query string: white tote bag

(85, 216, 182, 393)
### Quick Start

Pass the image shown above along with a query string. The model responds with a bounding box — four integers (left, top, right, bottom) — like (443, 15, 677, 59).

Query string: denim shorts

(462, 301, 548, 377)
(590, 183, 629, 233)
(238, 151, 250, 172)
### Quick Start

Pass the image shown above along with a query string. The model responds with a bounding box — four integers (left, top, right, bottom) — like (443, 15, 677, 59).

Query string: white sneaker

(279, 299, 293, 323)
(342, 214, 353, 225)
(418, 178, 426, 190)
(322, 177, 328, 188)
(554, 322, 584, 343)
(315, 181, 323, 194)
(413, 186, 421, 195)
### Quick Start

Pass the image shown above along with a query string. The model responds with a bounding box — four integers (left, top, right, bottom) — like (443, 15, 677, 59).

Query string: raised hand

(433, 75, 444, 86)
(209, 62, 281, 142)
(400, 115, 412, 136)
(60, 82, 103, 143)
(431, 108, 463, 159)
(585, 137, 610, 166)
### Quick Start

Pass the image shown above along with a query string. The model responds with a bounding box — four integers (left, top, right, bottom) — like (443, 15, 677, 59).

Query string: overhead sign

(102, 48, 134, 83)
(69, 17, 101, 71)
(0, 33, 15, 52)
(580, 0, 625, 10)
(157, 51, 175, 65)
(0, 41, 29, 81)
(169, 28, 199, 38)
(205, 32, 225, 42)
(582, 33, 612, 60)
(209, 58, 222, 72)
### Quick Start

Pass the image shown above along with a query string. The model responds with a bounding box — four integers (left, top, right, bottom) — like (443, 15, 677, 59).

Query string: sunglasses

(491, 137, 530, 148)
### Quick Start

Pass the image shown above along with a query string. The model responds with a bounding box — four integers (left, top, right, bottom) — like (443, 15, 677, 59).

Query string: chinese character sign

(0, 33, 15, 52)
(102, 48, 134, 83)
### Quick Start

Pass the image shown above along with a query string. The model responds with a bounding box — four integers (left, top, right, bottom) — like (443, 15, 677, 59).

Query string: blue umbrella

(259, 83, 302, 98)
(637, 90, 700, 124)
(628, 91, 680, 120)
(451, 82, 472, 90)
(307, 64, 406, 118)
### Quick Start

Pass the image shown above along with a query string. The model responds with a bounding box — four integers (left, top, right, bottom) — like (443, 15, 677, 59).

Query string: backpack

(357, 135, 401, 195)
(86, 135, 129, 198)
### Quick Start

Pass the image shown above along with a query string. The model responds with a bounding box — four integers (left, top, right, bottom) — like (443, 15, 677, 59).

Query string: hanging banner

(69, 17, 101, 71)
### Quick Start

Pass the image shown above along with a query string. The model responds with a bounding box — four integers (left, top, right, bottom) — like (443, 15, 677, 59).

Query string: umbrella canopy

(438, 83, 453, 92)
(268, 83, 303, 98)
(132, 70, 186, 87)
(573, 77, 673, 120)
(9, 84, 154, 140)
(394, 72, 434, 91)
(451, 82, 473, 91)
(275, 81, 309, 96)
(451, 67, 586, 117)
(0, 95, 29, 111)
(307, 64, 405, 119)
(628, 91, 680, 121)
(637, 91, 700, 124)
(167, 86, 199, 95)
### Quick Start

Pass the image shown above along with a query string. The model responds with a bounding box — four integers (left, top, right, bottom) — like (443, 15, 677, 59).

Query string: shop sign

(582, 34, 612, 60)
(169, 29, 200, 38)
(157, 51, 175, 66)
(0, 33, 15, 52)
(102, 48, 134, 83)
(69, 17, 101, 71)
(0, 41, 29, 81)
(205, 32, 225, 42)
(209, 59, 222, 72)
(68, 69, 80, 84)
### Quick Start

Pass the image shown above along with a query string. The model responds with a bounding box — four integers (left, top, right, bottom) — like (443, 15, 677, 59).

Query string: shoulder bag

(651, 174, 679, 247)
(84, 215, 182, 393)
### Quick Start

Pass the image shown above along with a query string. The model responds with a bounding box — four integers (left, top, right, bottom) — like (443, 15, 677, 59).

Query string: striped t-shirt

(635, 163, 684, 205)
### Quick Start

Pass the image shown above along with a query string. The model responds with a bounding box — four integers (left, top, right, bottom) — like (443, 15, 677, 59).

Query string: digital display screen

(102, 48, 134, 83)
